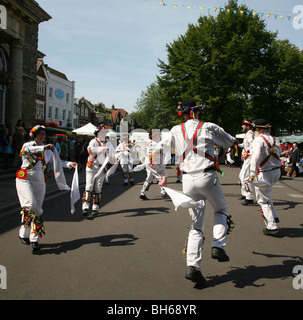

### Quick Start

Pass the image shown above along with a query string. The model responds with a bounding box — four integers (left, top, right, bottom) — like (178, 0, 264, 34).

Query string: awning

(278, 135, 303, 143)
(45, 127, 74, 136)
(72, 122, 97, 136)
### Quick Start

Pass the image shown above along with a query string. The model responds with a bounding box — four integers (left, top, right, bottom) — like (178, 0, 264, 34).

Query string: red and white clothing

(250, 133, 282, 230)
(156, 119, 236, 271)
(116, 141, 135, 184)
(16, 141, 73, 243)
(239, 130, 254, 200)
(82, 138, 115, 212)
(141, 139, 166, 197)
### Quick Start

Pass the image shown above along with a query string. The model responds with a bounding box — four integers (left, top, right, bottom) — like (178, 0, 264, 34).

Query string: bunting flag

(160, 1, 297, 23)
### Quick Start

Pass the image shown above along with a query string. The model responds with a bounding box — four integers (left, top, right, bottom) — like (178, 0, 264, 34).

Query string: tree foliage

(132, 0, 303, 136)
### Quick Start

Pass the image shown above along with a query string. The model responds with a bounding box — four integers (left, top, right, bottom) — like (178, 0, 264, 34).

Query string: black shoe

(91, 210, 98, 216)
(211, 247, 230, 262)
(238, 195, 245, 200)
(241, 199, 254, 206)
(161, 193, 169, 199)
(139, 194, 149, 200)
(129, 180, 134, 185)
(263, 228, 279, 236)
(185, 267, 207, 287)
(176, 179, 181, 183)
(20, 237, 30, 245)
(32, 242, 40, 251)
(275, 217, 280, 223)
(82, 209, 89, 216)
(123, 182, 128, 186)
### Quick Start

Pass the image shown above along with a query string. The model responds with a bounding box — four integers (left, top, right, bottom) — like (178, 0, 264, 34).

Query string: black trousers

(289, 163, 299, 177)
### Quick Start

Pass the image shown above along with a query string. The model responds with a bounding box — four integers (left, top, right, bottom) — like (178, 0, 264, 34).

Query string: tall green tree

(132, 82, 178, 132)
(157, 0, 303, 135)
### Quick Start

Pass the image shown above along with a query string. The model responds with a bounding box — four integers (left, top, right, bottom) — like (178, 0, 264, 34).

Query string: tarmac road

(0, 165, 303, 301)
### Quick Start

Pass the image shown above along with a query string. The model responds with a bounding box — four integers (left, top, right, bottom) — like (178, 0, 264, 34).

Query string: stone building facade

(0, 0, 51, 131)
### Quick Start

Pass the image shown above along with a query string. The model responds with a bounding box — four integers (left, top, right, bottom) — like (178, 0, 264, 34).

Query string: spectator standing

(288, 142, 300, 177)
(1, 126, 14, 169)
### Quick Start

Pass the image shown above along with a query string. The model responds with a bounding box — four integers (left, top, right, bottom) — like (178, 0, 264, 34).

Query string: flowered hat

(29, 125, 46, 138)
(177, 99, 205, 117)
(94, 124, 109, 136)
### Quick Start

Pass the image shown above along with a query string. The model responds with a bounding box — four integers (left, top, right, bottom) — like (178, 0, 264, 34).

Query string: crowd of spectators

(1, 121, 303, 178)
(0, 120, 91, 171)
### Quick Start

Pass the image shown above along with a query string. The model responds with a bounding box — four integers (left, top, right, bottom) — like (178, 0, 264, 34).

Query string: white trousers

(141, 167, 165, 196)
(83, 165, 105, 211)
(182, 171, 228, 271)
(255, 169, 280, 230)
(16, 169, 46, 242)
(239, 158, 254, 200)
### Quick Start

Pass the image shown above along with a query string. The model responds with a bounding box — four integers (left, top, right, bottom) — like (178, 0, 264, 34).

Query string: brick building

(0, 0, 51, 131)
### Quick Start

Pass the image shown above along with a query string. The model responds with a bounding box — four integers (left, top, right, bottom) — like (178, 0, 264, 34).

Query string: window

(48, 106, 52, 119)
(63, 109, 66, 121)
(68, 111, 71, 121)
(55, 107, 58, 120)
(66, 93, 69, 103)
(37, 78, 45, 95)
(35, 101, 45, 120)
(49, 87, 53, 98)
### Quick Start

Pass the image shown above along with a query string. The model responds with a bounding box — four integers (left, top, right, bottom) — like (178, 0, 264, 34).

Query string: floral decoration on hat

(176, 101, 206, 117)
(29, 125, 45, 138)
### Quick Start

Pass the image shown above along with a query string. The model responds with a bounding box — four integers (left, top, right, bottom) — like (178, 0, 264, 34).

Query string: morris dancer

(249, 119, 282, 236)
(156, 99, 237, 287)
(239, 120, 254, 205)
(139, 132, 167, 200)
(82, 125, 115, 216)
(116, 135, 135, 186)
(16, 125, 76, 252)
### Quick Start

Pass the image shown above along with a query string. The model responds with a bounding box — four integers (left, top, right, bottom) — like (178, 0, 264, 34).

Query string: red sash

(180, 122, 225, 175)
(257, 136, 280, 174)
(87, 139, 102, 168)
(180, 122, 203, 162)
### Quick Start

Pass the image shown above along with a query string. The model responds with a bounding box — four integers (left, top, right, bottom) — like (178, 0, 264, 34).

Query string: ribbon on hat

(176, 102, 206, 117)
(29, 125, 45, 138)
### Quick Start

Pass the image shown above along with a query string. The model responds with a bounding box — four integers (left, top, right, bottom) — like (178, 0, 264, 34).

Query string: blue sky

(36, 0, 303, 114)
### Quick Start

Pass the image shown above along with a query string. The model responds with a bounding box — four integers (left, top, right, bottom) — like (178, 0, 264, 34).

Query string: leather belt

(258, 166, 281, 173)
(183, 166, 216, 174)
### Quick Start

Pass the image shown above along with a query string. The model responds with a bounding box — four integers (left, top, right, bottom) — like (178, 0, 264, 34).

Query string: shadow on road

(86, 206, 171, 220)
(33, 233, 139, 255)
(198, 252, 303, 290)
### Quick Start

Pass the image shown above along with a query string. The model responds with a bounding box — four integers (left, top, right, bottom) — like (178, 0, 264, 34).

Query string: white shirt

(250, 133, 282, 175)
(243, 130, 254, 154)
(87, 138, 115, 166)
(20, 141, 71, 170)
(157, 119, 236, 175)
(144, 139, 157, 164)
(116, 142, 135, 165)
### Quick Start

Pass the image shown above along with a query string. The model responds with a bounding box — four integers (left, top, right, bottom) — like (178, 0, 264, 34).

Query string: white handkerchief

(52, 148, 70, 191)
(70, 167, 80, 214)
(132, 163, 146, 172)
(163, 187, 205, 211)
